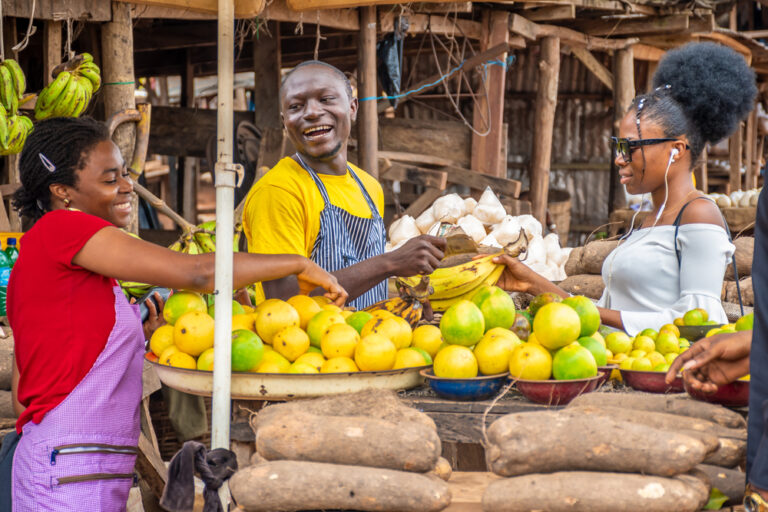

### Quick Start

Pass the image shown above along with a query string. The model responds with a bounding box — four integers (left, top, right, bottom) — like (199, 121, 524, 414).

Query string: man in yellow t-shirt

(243, 61, 444, 309)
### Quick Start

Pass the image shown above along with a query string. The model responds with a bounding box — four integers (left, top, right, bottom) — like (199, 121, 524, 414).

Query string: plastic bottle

(0, 249, 11, 317)
(4, 238, 18, 266)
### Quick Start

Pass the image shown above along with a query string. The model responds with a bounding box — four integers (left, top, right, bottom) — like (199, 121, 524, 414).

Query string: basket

(149, 393, 211, 460)
(548, 189, 571, 247)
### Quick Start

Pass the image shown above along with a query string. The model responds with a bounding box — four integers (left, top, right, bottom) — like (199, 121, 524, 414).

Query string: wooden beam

(262, 0, 359, 31)
(288, 0, 462, 9)
(135, 431, 168, 501)
(103, 2, 138, 232)
(746, 108, 758, 190)
(729, 123, 743, 192)
(509, 14, 637, 50)
(379, 163, 448, 190)
(530, 36, 560, 224)
(609, 46, 634, 212)
(694, 148, 708, 193)
(695, 32, 752, 66)
(43, 21, 62, 85)
(568, 45, 613, 91)
(404, 188, 443, 218)
(416, 2, 472, 13)
(526, 5, 575, 22)
(377, 42, 510, 114)
(442, 165, 522, 197)
(253, 21, 282, 131)
(575, 14, 691, 37)
(357, 6, 378, 178)
(119, 0, 265, 18)
(632, 43, 665, 61)
(380, 12, 483, 40)
(471, 10, 510, 178)
(4, 0, 111, 20)
(498, 0, 655, 14)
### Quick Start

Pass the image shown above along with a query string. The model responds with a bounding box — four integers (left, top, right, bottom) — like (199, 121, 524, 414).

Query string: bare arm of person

(11, 355, 24, 417)
(493, 254, 625, 330)
(263, 236, 445, 302)
(73, 227, 347, 305)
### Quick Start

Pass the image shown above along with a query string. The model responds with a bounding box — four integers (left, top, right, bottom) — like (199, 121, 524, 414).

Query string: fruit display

(34, 53, 100, 121)
(387, 187, 572, 281)
(0, 58, 32, 156)
(396, 231, 527, 312)
(149, 292, 432, 374)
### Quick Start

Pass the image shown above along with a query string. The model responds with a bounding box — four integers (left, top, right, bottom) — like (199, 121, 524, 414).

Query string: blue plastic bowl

(420, 368, 509, 401)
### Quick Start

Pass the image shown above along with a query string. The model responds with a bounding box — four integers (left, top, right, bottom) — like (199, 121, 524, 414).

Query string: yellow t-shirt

(243, 156, 385, 303)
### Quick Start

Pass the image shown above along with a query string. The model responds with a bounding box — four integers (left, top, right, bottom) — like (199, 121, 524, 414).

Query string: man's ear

(349, 97, 359, 123)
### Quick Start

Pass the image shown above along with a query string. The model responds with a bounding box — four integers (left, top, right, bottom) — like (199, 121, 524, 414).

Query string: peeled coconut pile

(386, 187, 572, 281)
(708, 188, 761, 208)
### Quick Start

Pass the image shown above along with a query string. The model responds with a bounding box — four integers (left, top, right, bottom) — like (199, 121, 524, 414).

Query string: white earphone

(670, 148, 679, 159)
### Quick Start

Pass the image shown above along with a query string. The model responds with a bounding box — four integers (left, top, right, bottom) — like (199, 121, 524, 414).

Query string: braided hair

(12, 117, 110, 223)
(631, 42, 756, 166)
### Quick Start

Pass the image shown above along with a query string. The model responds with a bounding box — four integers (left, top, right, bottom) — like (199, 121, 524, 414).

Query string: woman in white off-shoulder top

(493, 42, 753, 335)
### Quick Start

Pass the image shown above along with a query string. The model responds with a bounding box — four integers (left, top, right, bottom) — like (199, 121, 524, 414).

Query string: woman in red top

(2, 116, 346, 511)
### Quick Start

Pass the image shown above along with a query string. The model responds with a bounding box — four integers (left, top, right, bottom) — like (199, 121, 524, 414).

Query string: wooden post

(2, 19, 19, 232)
(43, 21, 62, 85)
(694, 148, 708, 193)
(471, 9, 509, 178)
(608, 47, 635, 212)
(253, 21, 281, 131)
(357, 6, 378, 177)
(529, 36, 560, 225)
(102, 2, 138, 232)
(729, 123, 743, 193)
(181, 49, 198, 223)
(746, 108, 758, 190)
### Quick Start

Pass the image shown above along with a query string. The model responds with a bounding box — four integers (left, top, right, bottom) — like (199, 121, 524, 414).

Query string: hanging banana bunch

(0, 59, 33, 156)
(35, 53, 101, 121)
(397, 229, 528, 313)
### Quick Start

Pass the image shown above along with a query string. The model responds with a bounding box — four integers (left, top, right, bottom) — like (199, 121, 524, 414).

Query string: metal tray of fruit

(146, 354, 429, 400)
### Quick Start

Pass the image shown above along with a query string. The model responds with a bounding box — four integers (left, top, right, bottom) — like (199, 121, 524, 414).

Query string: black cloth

(0, 431, 20, 512)
(748, 187, 768, 487)
(160, 441, 238, 512)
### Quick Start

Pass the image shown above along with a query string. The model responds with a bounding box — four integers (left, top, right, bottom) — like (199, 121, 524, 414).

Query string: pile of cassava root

(229, 390, 452, 512)
(561, 238, 754, 307)
(482, 392, 747, 512)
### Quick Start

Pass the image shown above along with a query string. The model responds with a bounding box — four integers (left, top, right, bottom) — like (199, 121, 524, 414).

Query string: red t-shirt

(8, 210, 117, 432)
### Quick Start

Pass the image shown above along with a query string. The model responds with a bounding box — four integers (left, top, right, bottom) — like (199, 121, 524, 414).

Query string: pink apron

(12, 286, 144, 511)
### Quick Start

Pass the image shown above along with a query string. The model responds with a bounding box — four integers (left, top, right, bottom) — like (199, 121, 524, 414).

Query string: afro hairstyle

(634, 42, 756, 163)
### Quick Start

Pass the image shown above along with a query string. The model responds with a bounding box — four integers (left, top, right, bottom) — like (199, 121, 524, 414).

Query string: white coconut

(388, 215, 421, 246)
(457, 214, 488, 244)
(474, 204, 507, 226)
(730, 190, 745, 205)
(477, 186, 504, 209)
(518, 214, 543, 241)
(543, 233, 561, 260)
(463, 197, 478, 215)
(739, 192, 753, 208)
(715, 194, 732, 208)
(415, 207, 436, 234)
(491, 219, 523, 246)
(479, 233, 503, 249)
(750, 190, 760, 207)
(432, 193, 465, 223)
(525, 236, 547, 265)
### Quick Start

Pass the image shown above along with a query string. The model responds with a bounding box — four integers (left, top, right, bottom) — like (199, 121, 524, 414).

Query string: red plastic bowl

(620, 369, 684, 394)
(597, 365, 618, 388)
(514, 376, 602, 406)
(685, 379, 749, 408)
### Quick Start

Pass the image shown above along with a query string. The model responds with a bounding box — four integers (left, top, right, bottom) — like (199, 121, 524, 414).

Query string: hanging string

(12, 0, 37, 53)
(314, 11, 325, 60)
(65, 17, 74, 62)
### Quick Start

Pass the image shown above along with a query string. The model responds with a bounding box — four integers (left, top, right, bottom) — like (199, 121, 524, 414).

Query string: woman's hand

(665, 330, 751, 392)
(138, 291, 166, 341)
(493, 254, 551, 295)
(297, 259, 348, 306)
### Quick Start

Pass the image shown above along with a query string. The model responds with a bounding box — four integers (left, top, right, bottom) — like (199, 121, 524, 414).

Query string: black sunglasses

(610, 136, 690, 163)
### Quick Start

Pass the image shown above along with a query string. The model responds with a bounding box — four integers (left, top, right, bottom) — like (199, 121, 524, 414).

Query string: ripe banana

(399, 253, 502, 301)
(2, 59, 25, 100)
(426, 265, 505, 312)
(364, 296, 425, 328)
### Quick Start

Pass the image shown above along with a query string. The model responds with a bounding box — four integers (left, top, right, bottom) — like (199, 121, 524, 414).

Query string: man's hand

(297, 259, 348, 306)
(386, 235, 446, 277)
(665, 330, 752, 392)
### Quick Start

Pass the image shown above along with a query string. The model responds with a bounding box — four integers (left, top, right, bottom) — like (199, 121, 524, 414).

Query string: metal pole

(212, 0, 235, 451)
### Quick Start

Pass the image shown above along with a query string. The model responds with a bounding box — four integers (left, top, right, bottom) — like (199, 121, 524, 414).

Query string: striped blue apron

(295, 154, 387, 309)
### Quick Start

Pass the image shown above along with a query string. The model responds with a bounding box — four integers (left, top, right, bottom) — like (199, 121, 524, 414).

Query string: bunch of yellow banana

(119, 231, 153, 299)
(168, 220, 243, 256)
(35, 53, 100, 121)
(364, 277, 431, 328)
(0, 108, 33, 155)
(397, 229, 528, 312)
(0, 59, 25, 115)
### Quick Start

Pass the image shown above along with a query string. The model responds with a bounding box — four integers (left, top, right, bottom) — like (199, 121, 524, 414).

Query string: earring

(64, 198, 70, 207)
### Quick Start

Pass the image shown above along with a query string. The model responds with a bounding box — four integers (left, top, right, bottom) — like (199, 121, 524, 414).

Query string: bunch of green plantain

(35, 53, 101, 121)
(0, 59, 33, 155)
